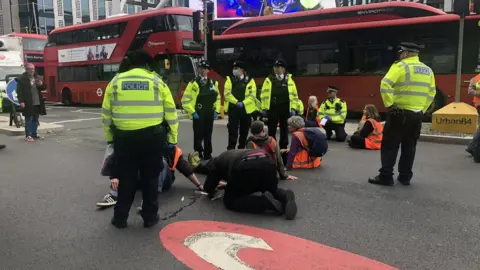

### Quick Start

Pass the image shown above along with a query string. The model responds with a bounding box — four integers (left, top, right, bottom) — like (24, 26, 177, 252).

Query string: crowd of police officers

(101, 42, 438, 228)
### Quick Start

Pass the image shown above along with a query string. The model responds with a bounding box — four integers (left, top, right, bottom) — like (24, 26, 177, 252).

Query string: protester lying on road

(96, 146, 203, 208)
(202, 148, 298, 220)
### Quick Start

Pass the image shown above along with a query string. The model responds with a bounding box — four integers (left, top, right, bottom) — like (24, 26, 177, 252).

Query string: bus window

(296, 43, 338, 76)
(103, 64, 120, 81)
(176, 55, 195, 81)
(167, 15, 193, 31)
(22, 38, 47, 52)
(346, 40, 392, 75)
(214, 46, 243, 77)
(417, 38, 455, 74)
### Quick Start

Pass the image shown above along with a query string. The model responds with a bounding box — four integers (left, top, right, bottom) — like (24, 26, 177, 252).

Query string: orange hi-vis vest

(364, 119, 383, 150)
(292, 131, 321, 169)
(250, 137, 278, 163)
(169, 146, 183, 171)
(473, 74, 480, 108)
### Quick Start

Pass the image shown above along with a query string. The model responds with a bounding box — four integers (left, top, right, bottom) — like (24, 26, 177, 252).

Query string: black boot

(272, 188, 297, 220)
(111, 218, 127, 229)
(143, 214, 160, 228)
(368, 175, 394, 186)
(396, 177, 411, 186)
(264, 192, 284, 215)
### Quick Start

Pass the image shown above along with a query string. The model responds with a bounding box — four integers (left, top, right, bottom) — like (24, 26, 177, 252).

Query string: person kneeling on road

(96, 145, 204, 208)
(246, 120, 297, 180)
(283, 116, 328, 170)
(203, 149, 298, 220)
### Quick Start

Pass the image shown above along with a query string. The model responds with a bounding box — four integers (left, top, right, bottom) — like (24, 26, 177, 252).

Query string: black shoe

(466, 148, 473, 156)
(144, 214, 160, 228)
(368, 176, 394, 186)
(397, 177, 411, 186)
(264, 191, 284, 214)
(111, 218, 127, 229)
(283, 189, 297, 220)
(0, 144, 5, 150)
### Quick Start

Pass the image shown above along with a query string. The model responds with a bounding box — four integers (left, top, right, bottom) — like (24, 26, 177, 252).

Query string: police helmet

(233, 61, 246, 70)
(273, 59, 286, 68)
(398, 42, 420, 53)
(198, 60, 211, 70)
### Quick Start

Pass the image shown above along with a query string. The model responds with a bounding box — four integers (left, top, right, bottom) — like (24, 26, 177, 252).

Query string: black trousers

(324, 121, 347, 142)
(194, 157, 216, 175)
(227, 113, 251, 149)
(193, 110, 214, 159)
(223, 157, 281, 214)
(113, 126, 165, 222)
(267, 104, 290, 149)
(379, 110, 422, 181)
(349, 133, 366, 149)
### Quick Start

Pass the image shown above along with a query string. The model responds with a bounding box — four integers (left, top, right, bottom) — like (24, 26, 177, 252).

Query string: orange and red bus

(209, 2, 480, 116)
(2, 33, 47, 76)
(44, 7, 203, 105)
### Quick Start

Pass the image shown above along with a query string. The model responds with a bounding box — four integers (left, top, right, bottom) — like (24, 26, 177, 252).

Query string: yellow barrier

(432, 102, 478, 134)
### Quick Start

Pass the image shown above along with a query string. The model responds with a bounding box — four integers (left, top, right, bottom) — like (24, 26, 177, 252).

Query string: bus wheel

(423, 88, 446, 122)
(62, 88, 73, 106)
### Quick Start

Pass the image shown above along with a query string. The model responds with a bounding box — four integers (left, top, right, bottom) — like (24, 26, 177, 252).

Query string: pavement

(1, 105, 480, 269)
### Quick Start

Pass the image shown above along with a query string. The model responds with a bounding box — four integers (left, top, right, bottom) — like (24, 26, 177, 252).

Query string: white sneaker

(96, 193, 117, 207)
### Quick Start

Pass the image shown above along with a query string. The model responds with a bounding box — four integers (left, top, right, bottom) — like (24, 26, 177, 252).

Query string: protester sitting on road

(348, 104, 383, 150)
(282, 116, 327, 170)
(304, 95, 320, 127)
(246, 120, 297, 180)
(203, 149, 298, 220)
(96, 145, 204, 208)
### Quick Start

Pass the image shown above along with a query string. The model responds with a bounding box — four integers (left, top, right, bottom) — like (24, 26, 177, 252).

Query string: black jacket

(16, 72, 46, 117)
(203, 149, 265, 196)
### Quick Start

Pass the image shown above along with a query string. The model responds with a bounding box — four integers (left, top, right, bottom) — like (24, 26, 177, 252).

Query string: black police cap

(273, 59, 286, 68)
(233, 61, 246, 70)
(398, 42, 420, 53)
(128, 49, 154, 66)
(199, 60, 211, 69)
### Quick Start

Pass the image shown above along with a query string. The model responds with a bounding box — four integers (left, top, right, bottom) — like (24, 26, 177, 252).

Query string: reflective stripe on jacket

(101, 68, 179, 143)
(291, 131, 321, 169)
(380, 56, 436, 112)
(317, 98, 347, 124)
(472, 74, 480, 108)
(223, 76, 257, 114)
(364, 119, 383, 150)
(260, 74, 302, 112)
(181, 79, 221, 117)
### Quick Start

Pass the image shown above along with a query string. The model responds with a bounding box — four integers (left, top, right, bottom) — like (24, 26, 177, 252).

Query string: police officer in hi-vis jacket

(181, 60, 220, 160)
(224, 61, 257, 150)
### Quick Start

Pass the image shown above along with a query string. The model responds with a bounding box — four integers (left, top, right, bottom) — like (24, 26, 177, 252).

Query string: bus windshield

(22, 38, 47, 52)
(0, 66, 25, 80)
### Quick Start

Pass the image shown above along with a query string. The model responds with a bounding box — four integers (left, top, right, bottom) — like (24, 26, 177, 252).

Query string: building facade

(0, 0, 161, 35)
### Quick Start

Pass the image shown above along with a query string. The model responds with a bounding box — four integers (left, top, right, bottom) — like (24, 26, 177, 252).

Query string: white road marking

(184, 232, 273, 270)
(50, 117, 101, 124)
(70, 109, 101, 115)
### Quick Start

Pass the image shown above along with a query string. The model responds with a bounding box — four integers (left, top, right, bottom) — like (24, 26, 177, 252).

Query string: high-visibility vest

(250, 137, 277, 163)
(472, 74, 480, 108)
(223, 76, 257, 114)
(364, 118, 383, 150)
(291, 131, 321, 169)
(317, 97, 347, 124)
(169, 146, 183, 171)
(101, 68, 179, 144)
(380, 56, 436, 113)
(260, 74, 302, 113)
(181, 77, 221, 118)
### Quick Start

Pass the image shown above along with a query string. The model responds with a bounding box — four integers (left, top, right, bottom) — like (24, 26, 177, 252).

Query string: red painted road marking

(160, 220, 397, 270)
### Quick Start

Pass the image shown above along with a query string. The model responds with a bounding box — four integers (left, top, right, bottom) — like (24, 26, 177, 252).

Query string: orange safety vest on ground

(364, 119, 383, 150)
(169, 146, 182, 171)
(472, 74, 480, 108)
(291, 131, 321, 169)
(250, 137, 278, 163)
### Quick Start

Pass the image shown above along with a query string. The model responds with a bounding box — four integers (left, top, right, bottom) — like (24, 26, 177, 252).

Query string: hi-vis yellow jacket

(260, 74, 303, 113)
(317, 98, 347, 124)
(181, 78, 221, 118)
(223, 76, 257, 114)
(101, 68, 179, 144)
(380, 56, 436, 112)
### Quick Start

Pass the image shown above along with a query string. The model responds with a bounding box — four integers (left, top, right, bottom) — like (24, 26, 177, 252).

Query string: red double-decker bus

(3, 33, 47, 75)
(44, 7, 204, 105)
(209, 2, 480, 116)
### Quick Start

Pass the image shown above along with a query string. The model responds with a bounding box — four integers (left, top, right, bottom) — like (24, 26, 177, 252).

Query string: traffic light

(193, 11, 202, 43)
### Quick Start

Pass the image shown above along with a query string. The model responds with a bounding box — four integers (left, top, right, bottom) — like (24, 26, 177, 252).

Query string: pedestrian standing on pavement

(16, 63, 47, 142)
(369, 42, 436, 186)
(224, 61, 257, 150)
(101, 49, 179, 229)
(317, 86, 348, 142)
(260, 59, 302, 149)
(203, 149, 298, 220)
(181, 60, 220, 160)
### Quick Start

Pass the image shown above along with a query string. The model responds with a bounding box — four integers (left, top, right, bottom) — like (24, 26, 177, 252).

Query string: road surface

(0, 105, 479, 270)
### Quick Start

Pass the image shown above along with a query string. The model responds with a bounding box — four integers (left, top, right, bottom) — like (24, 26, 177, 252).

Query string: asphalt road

(0, 105, 479, 270)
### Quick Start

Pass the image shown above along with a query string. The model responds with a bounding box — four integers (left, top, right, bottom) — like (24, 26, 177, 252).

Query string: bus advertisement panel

(209, 2, 480, 116)
(44, 7, 204, 106)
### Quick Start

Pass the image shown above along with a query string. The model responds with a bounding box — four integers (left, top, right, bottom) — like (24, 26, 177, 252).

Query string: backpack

(250, 137, 277, 163)
(297, 128, 327, 158)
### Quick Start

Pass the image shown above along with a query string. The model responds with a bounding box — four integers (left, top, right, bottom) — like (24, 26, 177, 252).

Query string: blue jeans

(25, 114, 39, 138)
